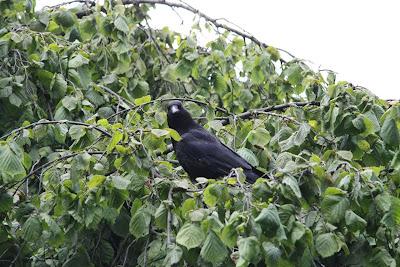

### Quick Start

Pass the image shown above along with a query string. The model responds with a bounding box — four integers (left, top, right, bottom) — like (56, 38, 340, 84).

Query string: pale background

(35, 0, 400, 99)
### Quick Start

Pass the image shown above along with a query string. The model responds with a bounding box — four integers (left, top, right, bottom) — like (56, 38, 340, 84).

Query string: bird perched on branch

(167, 100, 264, 183)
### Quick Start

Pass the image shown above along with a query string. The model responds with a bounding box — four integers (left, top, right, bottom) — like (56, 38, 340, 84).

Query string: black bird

(167, 100, 264, 183)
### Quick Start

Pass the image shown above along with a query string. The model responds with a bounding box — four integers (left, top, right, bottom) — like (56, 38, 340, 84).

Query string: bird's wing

(177, 128, 253, 177)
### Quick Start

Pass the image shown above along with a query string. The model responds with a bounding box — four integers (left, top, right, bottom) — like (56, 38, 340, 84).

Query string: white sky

(36, 0, 400, 99)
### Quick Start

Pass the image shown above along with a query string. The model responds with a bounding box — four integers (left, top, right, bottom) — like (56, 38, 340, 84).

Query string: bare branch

(1, 120, 112, 140)
(219, 101, 320, 125)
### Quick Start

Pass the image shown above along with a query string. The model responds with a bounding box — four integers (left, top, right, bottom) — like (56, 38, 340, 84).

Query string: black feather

(167, 100, 264, 183)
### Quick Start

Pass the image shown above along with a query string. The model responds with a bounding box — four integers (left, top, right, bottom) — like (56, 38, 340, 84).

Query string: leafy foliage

(0, 0, 400, 266)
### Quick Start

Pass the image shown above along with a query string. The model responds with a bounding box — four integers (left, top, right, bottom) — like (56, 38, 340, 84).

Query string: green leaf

(214, 73, 227, 93)
(200, 231, 228, 265)
(99, 240, 114, 264)
(62, 248, 92, 267)
(134, 95, 151, 105)
(161, 64, 178, 83)
(163, 245, 183, 266)
(221, 223, 237, 248)
(114, 16, 129, 33)
(87, 175, 106, 189)
(107, 131, 123, 153)
(321, 188, 350, 224)
(280, 123, 310, 151)
(68, 54, 89, 68)
(0, 192, 13, 212)
(203, 184, 229, 207)
(129, 207, 151, 238)
(238, 236, 260, 263)
(151, 129, 170, 138)
(337, 150, 353, 161)
(262, 242, 282, 266)
(380, 117, 400, 147)
(237, 147, 259, 167)
(248, 128, 271, 147)
(0, 143, 26, 183)
(176, 223, 205, 249)
(112, 175, 130, 190)
(69, 125, 86, 140)
(167, 128, 182, 141)
(22, 216, 42, 241)
(9, 93, 22, 107)
(255, 204, 281, 237)
(54, 10, 75, 28)
(345, 210, 367, 232)
(315, 233, 340, 258)
(54, 124, 68, 144)
(282, 176, 302, 198)
(381, 197, 400, 228)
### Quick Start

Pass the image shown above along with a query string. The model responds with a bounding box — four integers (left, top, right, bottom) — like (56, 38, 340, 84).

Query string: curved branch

(3, 151, 109, 192)
(108, 97, 232, 120)
(220, 101, 320, 125)
(52, 0, 294, 60)
(1, 120, 112, 140)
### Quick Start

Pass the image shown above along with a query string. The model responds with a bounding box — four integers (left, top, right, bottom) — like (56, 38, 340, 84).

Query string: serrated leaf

(176, 223, 205, 249)
(280, 123, 310, 151)
(380, 117, 400, 147)
(112, 175, 130, 190)
(200, 231, 228, 265)
(22, 216, 42, 240)
(87, 175, 106, 189)
(321, 190, 350, 224)
(107, 131, 123, 152)
(151, 129, 170, 138)
(255, 204, 281, 237)
(248, 128, 271, 147)
(262, 242, 282, 266)
(114, 16, 129, 33)
(54, 124, 68, 144)
(316, 233, 339, 258)
(0, 193, 13, 212)
(238, 236, 260, 263)
(282, 176, 302, 198)
(345, 210, 367, 232)
(0, 143, 26, 183)
(337, 150, 353, 161)
(129, 207, 151, 238)
(237, 147, 259, 167)
(134, 95, 151, 105)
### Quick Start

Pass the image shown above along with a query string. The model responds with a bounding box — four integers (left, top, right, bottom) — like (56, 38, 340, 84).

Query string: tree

(0, 0, 399, 266)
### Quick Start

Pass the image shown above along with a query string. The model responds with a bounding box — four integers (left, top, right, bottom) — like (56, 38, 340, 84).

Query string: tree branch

(219, 101, 320, 125)
(1, 120, 112, 140)
(53, 0, 294, 60)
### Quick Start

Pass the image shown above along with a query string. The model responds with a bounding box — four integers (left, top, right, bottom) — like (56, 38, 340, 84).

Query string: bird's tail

(244, 168, 265, 184)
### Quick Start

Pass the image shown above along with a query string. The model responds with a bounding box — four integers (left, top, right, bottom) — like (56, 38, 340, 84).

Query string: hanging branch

(3, 151, 110, 193)
(1, 120, 112, 140)
(51, 0, 295, 60)
(219, 101, 320, 125)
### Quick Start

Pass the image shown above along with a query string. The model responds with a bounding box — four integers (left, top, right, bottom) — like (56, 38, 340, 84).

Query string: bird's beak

(170, 105, 179, 114)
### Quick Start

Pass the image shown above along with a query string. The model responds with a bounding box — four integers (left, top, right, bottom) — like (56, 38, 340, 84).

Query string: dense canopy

(0, 0, 399, 266)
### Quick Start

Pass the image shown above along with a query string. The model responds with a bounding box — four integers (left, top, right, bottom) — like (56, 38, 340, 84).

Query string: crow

(167, 100, 264, 183)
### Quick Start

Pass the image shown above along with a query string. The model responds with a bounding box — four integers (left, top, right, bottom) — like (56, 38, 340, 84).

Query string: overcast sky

(36, 0, 400, 99)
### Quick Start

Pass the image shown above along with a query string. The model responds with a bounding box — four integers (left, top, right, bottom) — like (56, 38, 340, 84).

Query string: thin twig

(219, 101, 320, 125)
(166, 186, 174, 246)
(107, 97, 232, 120)
(122, 239, 136, 267)
(1, 120, 112, 140)
(56, 0, 295, 60)
(3, 151, 109, 193)
(98, 85, 135, 108)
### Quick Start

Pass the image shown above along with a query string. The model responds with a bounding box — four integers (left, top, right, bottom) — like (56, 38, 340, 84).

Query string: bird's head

(167, 100, 196, 134)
